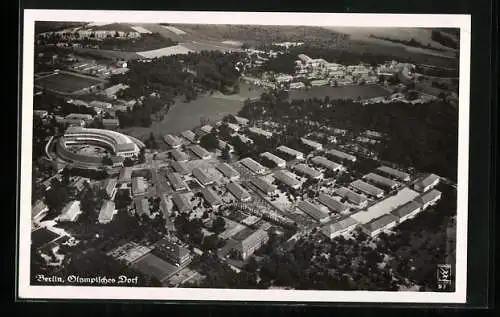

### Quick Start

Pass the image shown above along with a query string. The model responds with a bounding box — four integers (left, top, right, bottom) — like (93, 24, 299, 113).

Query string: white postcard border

(19, 10, 471, 303)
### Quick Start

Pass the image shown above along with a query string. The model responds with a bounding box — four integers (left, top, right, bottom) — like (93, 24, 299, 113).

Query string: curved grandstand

(56, 127, 144, 169)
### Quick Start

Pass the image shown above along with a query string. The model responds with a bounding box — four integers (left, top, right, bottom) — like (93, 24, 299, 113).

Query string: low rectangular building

(415, 189, 442, 210)
(181, 130, 199, 144)
(310, 156, 343, 172)
(131, 177, 147, 197)
(321, 216, 358, 239)
(167, 172, 188, 191)
(200, 124, 213, 134)
(192, 168, 214, 186)
(171, 149, 189, 162)
(260, 152, 286, 168)
(351, 180, 384, 198)
(226, 181, 252, 202)
(58, 200, 81, 222)
(300, 137, 323, 151)
(118, 167, 132, 184)
(190, 145, 211, 159)
(273, 170, 301, 190)
(248, 127, 273, 138)
(327, 148, 357, 162)
(293, 163, 323, 179)
(170, 160, 190, 175)
(172, 193, 191, 213)
(164, 134, 182, 148)
(318, 193, 349, 213)
(218, 140, 235, 153)
(102, 119, 120, 130)
(102, 177, 118, 199)
(334, 187, 368, 208)
(297, 200, 330, 223)
(364, 173, 399, 190)
(153, 237, 192, 266)
(377, 166, 410, 181)
(250, 177, 278, 195)
(240, 157, 267, 175)
(134, 198, 151, 218)
(32, 200, 48, 224)
(201, 187, 222, 208)
(227, 123, 241, 132)
(217, 163, 240, 180)
(414, 174, 440, 192)
(98, 200, 116, 224)
(361, 214, 399, 237)
(277, 146, 304, 160)
(232, 115, 249, 126)
(233, 229, 269, 260)
(390, 200, 421, 223)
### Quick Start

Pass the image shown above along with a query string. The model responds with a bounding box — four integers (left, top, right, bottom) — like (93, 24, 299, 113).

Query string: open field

(34, 71, 106, 94)
(288, 84, 390, 101)
(131, 253, 178, 283)
(137, 44, 194, 58)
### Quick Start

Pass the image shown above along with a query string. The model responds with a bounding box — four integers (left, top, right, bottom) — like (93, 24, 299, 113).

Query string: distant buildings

(310, 156, 343, 172)
(273, 170, 301, 190)
(361, 214, 399, 237)
(232, 229, 269, 260)
(63, 113, 93, 126)
(293, 163, 323, 179)
(300, 138, 323, 151)
(132, 177, 147, 196)
(232, 115, 249, 126)
(334, 187, 368, 208)
(317, 193, 349, 214)
(226, 181, 252, 202)
(190, 145, 211, 160)
(327, 149, 357, 163)
(227, 123, 241, 132)
(321, 217, 359, 239)
(218, 140, 235, 153)
(170, 161, 190, 175)
(192, 168, 214, 186)
(98, 200, 116, 224)
(200, 124, 213, 134)
(250, 177, 278, 195)
(363, 173, 399, 190)
(297, 200, 330, 223)
(277, 146, 304, 160)
(414, 174, 440, 192)
(260, 152, 286, 168)
(216, 163, 240, 180)
(167, 172, 188, 191)
(350, 180, 384, 198)
(240, 157, 267, 175)
(58, 200, 81, 222)
(376, 166, 410, 182)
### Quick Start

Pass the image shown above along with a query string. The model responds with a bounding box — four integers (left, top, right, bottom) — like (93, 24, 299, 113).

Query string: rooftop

(250, 176, 278, 194)
(216, 163, 240, 179)
(362, 214, 399, 233)
(201, 187, 222, 206)
(327, 148, 357, 162)
(377, 166, 410, 181)
(350, 179, 384, 197)
(293, 163, 323, 179)
(226, 181, 251, 201)
(310, 156, 342, 170)
(297, 200, 329, 222)
(273, 170, 301, 188)
(318, 193, 349, 213)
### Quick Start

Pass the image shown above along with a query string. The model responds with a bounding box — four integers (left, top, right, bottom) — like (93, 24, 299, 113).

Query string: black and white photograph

(19, 10, 471, 303)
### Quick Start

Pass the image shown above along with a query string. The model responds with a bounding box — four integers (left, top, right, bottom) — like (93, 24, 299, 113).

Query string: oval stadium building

(56, 127, 144, 169)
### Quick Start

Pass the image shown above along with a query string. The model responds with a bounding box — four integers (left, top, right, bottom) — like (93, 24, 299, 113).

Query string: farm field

(34, 71, 106, 94)
(288, 84, 390, 101)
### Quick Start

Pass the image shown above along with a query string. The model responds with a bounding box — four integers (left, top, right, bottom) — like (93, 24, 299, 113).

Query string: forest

(238, 92, 458, 181)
